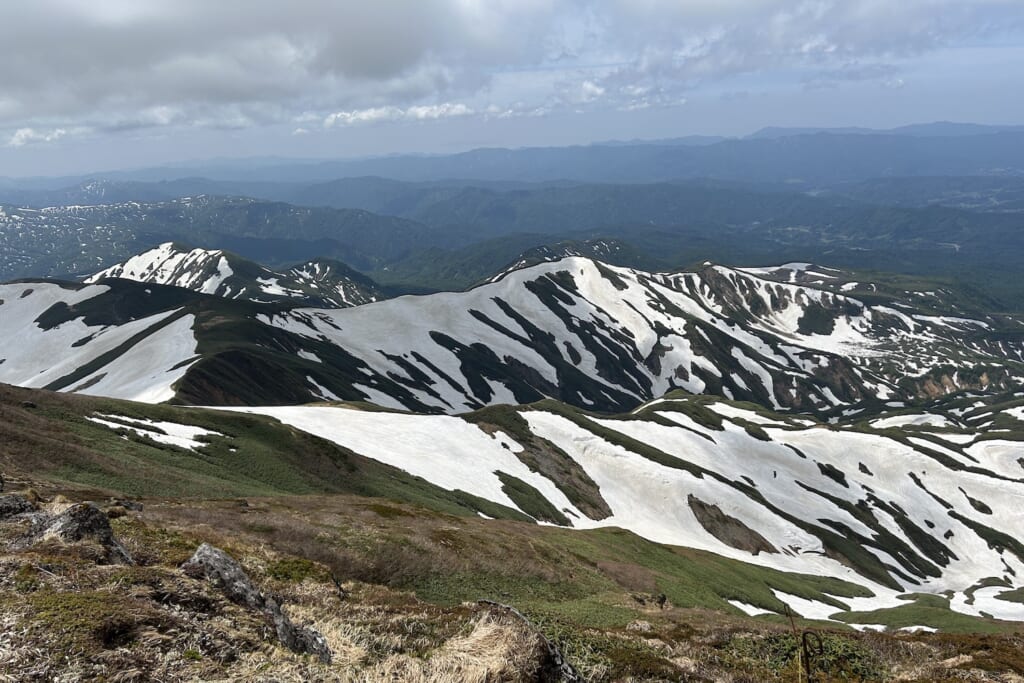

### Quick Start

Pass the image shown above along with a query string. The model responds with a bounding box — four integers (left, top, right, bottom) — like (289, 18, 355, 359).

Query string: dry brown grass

(2, 489, 1023, 682)
(362, 611, 548, 683)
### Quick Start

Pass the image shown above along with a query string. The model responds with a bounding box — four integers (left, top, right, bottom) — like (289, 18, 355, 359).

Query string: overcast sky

(2, 0, 1023, 176)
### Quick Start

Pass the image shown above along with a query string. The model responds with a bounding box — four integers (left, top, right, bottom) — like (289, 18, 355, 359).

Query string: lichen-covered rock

(0, 494, 36, 519)
(267, 596, 332, 663)
(181, 543, 331, 663)
(33, 502, 133, 564)
(181, 543, 267, 611)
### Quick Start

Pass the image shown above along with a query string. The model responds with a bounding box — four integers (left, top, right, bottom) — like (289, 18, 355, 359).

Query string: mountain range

(4, 253, 1022, 413)
(5, 122, 1024, 187)
(5, 176, 1024, 309)
(85, 242, 382, 308)
(2, 127, 1024, 676)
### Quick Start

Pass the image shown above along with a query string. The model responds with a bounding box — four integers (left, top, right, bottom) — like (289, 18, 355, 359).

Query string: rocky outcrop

(29, 502, 134, 564)
(181, 543, 332, 663)
(0, 494, 36, 519)
(2, 497, 132, 564)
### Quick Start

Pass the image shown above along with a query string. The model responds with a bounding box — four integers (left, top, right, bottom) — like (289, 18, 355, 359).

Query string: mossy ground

(1, 483, 1022, 681)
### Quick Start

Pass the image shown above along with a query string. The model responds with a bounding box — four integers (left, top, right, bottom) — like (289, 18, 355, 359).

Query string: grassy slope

(3, 382, 1024, 679)
(0, 383, 528, 520)
(5, 383, 1021, 635)
(6, 490, 1023, 682)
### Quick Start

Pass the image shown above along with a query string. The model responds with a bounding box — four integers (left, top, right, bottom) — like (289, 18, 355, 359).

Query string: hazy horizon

(2, 1, 1023, 177)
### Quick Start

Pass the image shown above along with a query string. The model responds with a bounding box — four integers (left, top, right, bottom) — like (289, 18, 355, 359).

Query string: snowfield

(221, 396, 1024, 622)
(87, 413, 224, 451)
(3, 256, 1021, 417)
(251, 257, 1019, 415)
(0, 282, 199, 402)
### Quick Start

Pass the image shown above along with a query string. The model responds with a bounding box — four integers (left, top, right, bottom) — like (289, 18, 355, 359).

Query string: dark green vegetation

(6, 166, 1024, 309)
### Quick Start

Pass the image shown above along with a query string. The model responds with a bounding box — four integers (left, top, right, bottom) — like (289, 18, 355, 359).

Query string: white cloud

(324, 102, 474, 127)
(0, 0, 1020, 142)
(7, 127, 72, 147)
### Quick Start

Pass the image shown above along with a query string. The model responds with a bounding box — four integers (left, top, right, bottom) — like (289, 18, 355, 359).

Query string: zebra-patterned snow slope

(4, 257, 1023, 413)
(223, 396, 1024, 623)
(256, 257, 1024, 414)
(86, 242, 382, 308)
(0, 282, 199, 402)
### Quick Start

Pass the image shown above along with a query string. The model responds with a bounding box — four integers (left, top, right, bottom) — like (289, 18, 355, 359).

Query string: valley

(2, 131, 1023, 682)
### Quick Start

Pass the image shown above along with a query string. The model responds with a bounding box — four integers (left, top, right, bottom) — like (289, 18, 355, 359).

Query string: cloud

(324, 102, 474, 127)
(0, 0, 1020, 142)
(7, 127, 79, 147)
(586, 1, 1023, 103)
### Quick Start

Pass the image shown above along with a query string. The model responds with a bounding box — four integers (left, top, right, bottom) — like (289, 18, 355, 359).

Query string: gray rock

(0, 494, 36, 519)
(181, 543, 267, 611)
(33, 503, 133, 564)
(182, 543, 331, 663)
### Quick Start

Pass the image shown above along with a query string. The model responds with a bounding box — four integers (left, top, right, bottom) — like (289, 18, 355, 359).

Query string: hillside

(3, 257, 1021, 412)
(1, 382, 1022, 680)
(3, 250, 1023, 679)
(0, 195, 442, 281)
(214, 390, 1024, 613)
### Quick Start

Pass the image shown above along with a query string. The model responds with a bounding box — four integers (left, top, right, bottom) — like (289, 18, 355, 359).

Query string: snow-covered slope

(86, 243, 236, 294)
(215, 393, 1024, 623)
(253, 257, 1024, 414)
(486, 238, 641, 284)
(0, 282, 199, 402)
(3, 257, 1022, 412)
(85, 242, 382, 308)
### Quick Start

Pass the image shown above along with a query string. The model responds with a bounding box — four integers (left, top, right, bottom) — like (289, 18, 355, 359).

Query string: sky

(1, 0, 1023, 177)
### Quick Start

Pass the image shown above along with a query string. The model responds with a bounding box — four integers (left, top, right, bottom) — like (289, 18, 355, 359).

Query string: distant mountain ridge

(3, 122, 1024, 188)
(86, 242, 383, 308)
(5, 180, 1024, 311)
(0, 194, 447, 281)
(2, 255, 1020, 413)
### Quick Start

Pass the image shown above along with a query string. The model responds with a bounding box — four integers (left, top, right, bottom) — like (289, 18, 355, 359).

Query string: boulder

(181, 543, 267, 611)
(0, 494, 36, 520)
(182, 544, 331, 663)
(33, 503, 133, 564)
